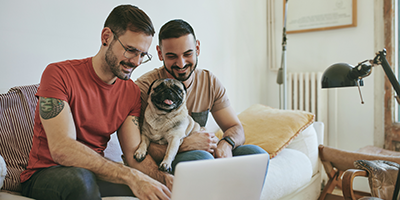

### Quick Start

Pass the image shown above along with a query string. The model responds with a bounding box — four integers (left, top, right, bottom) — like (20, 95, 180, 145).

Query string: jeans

(171, 144, 269, 174)
(21, 165, 134, 200)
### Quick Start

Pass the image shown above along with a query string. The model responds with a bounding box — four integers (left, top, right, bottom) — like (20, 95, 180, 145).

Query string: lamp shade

(321, 63, 362, 88)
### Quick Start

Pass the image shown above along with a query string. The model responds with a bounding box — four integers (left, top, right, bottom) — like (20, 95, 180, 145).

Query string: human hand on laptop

(163, 173, 174, 191)
(129, 170, 172, 200)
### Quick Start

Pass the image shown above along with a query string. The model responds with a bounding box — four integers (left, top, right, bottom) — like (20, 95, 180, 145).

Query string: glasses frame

(111, 30, 152, 64)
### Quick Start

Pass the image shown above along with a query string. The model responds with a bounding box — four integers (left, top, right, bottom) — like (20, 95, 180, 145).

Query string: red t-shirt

(20, 57, 141, 183)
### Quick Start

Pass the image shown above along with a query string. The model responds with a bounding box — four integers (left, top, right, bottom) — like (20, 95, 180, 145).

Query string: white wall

(0, 0, 382, 151)
(0, 0, 267, 113)
(268, 0, 381, 151)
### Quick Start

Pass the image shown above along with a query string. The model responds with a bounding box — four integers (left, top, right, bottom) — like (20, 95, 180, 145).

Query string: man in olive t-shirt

(135, 19, 268, 174)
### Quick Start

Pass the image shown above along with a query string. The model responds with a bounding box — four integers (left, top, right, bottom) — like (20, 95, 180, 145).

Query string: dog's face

(148, 78, 187, 112)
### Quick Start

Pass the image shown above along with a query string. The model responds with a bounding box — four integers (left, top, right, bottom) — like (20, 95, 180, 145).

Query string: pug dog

(134, 78, 200, 172)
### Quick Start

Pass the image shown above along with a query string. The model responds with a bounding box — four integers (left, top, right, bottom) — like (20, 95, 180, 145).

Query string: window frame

(384, 0, 400, 150)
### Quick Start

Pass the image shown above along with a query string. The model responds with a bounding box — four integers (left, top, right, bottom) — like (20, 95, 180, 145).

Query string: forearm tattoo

(132, 116, 139, 126)
(39, 97, 65, 119)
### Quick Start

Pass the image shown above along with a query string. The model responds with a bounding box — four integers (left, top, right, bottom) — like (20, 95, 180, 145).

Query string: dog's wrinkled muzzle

(151, 87, 184, 112)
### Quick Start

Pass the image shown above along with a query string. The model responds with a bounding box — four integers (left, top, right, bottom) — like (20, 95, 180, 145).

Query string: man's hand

(128, 170, 171, 200)
(214, 140, 233, 158)
(163, 173, 174, 191)
(179, 131, 219, 154)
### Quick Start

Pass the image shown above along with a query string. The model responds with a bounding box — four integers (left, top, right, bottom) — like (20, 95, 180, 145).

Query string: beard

(164, 57, 198, 82)
(105, 44, 136, 81)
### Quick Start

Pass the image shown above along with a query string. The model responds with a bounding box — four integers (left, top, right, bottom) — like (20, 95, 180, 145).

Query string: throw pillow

(0, 84, 39, 192)
(216, 104, 315, 158)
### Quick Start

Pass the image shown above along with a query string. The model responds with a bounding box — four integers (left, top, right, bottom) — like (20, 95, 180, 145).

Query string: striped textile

(0, 84, 39, 192)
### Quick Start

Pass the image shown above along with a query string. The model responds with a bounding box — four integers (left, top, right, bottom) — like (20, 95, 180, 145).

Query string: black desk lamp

(322, 49, 400, 104)
(321, 48, 400, 200)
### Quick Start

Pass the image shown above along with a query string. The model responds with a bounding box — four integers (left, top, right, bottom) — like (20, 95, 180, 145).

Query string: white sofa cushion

(104, 132, 123, 162)
(0, 155, 6, 190)
(286, 123, 319, 175)
(261, 148, 312, 200)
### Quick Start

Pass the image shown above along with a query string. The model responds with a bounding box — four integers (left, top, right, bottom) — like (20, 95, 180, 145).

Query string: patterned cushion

(0, 84, 39, 192)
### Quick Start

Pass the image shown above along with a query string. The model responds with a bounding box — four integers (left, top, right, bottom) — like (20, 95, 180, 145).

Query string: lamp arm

(375, 49, 400, 200)
(375, 49, 400, 104)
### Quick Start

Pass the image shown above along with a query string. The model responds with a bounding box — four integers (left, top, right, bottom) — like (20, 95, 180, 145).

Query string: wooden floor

(332, 188, 343, 196)
(321, 187, 344, 200)
(325, 194, 345, 200)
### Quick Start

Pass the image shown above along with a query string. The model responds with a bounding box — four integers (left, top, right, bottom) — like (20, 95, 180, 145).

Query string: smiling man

(20, 5, 172, 200)
(135, 19, 268, 174)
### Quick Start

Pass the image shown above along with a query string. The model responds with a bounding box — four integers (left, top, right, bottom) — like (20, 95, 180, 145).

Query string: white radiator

(288, 72, 328, 142)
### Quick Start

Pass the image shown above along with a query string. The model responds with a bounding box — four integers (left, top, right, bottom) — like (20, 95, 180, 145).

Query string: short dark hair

(158, 19, 196, 45)
(104, 5, 155, 37)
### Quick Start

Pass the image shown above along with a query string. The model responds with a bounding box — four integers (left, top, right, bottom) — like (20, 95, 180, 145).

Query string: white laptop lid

(171, 154, 269, 200)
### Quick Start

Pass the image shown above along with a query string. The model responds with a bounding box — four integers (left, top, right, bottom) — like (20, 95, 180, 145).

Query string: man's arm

(147, 131, 219, 163)
(40, 97, 171, 200)
(117, 115, 173, 190)
(212, 105, 245, 158)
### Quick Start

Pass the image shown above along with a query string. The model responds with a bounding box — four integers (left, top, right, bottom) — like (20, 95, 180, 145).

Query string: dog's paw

(159, 162, 172, 173)
(133, 151, 147, 162)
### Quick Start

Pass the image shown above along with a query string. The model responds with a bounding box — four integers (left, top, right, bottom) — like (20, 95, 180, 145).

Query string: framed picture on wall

(285, 0, 357, 34)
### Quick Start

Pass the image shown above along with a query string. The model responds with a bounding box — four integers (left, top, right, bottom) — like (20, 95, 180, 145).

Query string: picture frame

(285, 0, 357, 34)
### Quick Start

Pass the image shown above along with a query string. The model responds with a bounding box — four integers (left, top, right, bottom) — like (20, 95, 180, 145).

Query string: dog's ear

(147, 79, 158, 95)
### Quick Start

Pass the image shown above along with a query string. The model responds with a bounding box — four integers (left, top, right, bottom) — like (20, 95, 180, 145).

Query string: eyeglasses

(112, 31, 152, 64)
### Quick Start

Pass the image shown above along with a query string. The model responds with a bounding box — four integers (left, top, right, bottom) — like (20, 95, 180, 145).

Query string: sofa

(0, 84, 324, 200)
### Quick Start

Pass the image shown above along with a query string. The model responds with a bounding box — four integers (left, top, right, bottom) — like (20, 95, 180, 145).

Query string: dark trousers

(21, 165, 135, 200)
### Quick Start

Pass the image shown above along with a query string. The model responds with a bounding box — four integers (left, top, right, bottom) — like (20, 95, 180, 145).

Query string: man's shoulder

(135, 67, 165, 86)
(194, 68, 221, 84)
(46, 57, 91, 71)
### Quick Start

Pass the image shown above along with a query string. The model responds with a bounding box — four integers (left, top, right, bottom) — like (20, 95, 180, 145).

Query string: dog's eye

(172, 85, 183, 94)
(153, 83, 164, 93)
(153, 87, 161, 93)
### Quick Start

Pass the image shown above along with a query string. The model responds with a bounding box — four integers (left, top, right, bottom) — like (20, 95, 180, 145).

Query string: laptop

(171, 154, 269, 200)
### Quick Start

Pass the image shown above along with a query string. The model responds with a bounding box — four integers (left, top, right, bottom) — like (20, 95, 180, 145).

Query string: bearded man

(135, 19, 268, 174)
(20, 5, 173, 200)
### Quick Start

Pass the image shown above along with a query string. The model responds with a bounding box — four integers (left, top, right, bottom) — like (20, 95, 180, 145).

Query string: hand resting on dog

(147, 130, 219, 163)
(180, 131, 219, 153)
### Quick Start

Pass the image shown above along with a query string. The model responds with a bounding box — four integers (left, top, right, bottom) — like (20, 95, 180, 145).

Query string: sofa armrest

(313, 121, 324, 145)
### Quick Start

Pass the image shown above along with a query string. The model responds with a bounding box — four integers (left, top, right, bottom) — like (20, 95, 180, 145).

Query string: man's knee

(174, 150, 214, 162)
(233, 144, 268, 156)
(172, 150, 214, 174)
(23, 166, 101, 200)
(65, 167, 100, 199)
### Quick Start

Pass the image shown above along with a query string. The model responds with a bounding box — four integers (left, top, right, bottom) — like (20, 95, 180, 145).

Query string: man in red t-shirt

(20, 5, 172, 200)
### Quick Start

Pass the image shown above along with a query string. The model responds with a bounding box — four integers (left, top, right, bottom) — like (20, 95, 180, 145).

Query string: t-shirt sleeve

(129, 85, 142, 117)
(210, 72, 230, 113)
(36, 63, 70, 102)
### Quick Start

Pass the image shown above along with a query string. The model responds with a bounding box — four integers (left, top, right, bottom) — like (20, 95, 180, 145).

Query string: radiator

(287, 72, 328, 139)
